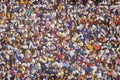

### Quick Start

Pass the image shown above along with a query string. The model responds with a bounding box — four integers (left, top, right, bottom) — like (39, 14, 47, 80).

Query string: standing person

(83, 0, 88, 5)
(111, 0, 116, 4)
(57, 0, 61, 6)
(9, 54, 13, 69)
(71, 0, 78, 5)
(92, 0, 99, 5)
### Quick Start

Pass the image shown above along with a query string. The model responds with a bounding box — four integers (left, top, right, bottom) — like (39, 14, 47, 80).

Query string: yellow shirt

(7, 13, 11, 19)
(20, 0, 25, 5)
(40, 57, 47, 63)
(72, 37, 76, 42)
(87, 45, 93, 51)
(79, 41, 83, 46)
(59, 3, 63, 10)
(48, 57, 54, 61)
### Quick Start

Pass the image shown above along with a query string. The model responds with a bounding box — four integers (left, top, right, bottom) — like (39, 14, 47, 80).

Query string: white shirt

(92, 66, 97, 74)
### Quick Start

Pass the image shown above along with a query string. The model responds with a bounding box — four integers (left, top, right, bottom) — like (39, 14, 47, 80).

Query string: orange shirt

(93, 44, 100, 50)
(58, 53, 63, 59)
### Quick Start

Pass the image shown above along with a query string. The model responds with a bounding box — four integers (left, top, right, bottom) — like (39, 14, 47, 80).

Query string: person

(83, 0, 88, 5)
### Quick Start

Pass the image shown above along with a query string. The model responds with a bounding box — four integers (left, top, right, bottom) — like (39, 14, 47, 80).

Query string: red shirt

(58, 53, 63, 59)
(19, 73, 24, 78)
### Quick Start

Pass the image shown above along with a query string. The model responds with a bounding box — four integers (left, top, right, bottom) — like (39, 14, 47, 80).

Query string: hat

(82, 16, 86, 20)
(25, 50, 30, 54)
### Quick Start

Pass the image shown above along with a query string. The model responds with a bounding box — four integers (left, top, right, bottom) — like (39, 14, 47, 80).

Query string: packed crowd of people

(0, 0, 120, 80)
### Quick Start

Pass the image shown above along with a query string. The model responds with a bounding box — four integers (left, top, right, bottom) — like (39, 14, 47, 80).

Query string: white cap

(43, 46, 46, 48)
(32, 59, 35, 63)
(22, 63, 27, 66)
(27, 63, 30, 66)
(18, 62, 21, 65)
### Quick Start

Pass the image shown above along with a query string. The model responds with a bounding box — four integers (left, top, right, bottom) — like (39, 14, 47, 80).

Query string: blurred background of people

(0, 0, 120, 80)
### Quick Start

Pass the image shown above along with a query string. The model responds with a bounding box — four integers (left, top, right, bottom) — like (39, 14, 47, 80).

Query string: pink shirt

(45, 21, 49, 28)
(116, 59, 120, 65)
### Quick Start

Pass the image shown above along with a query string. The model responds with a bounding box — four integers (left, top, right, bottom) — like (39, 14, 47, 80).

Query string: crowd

(0, 0, 120, 80)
